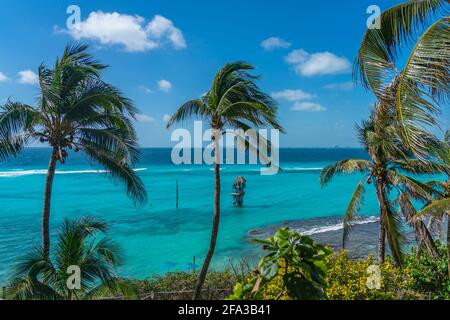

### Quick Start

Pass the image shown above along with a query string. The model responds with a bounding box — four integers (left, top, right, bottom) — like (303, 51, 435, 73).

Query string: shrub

(325, 251, 417, 300)
(405, 242, 450, 299)
(228, 228, 332, 300)
(134, 271, 239, 300)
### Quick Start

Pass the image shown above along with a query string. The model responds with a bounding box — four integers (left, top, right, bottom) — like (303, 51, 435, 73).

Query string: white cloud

(138, 86, 154, 94)
(162, 114, 171, 123)
(135, 114, 156, 123)
(271, 89, 314, 102)
(291, 102, 326, 112)
(324, 81, 355, 91)
(285, 49, 351, 76)
(158, 79, 172, 92)
(146, 15, 186, 49)
(18, 70, 38, 85)
(261, 37, 291, 51)
(0, 72, 9, 82)
(66, 12, 186, 52)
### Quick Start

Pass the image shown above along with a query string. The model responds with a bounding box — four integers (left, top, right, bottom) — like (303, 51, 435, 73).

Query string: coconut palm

(0, 44, 147, 258)
(166, 61, 284, 299)
(7, 217, 136, 300)
(320, 100, 449, 264)
(355, 0, 449, 157)
(415, 130, 450, 277)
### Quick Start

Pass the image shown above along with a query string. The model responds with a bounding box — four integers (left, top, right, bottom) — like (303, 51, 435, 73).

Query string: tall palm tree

(320, 100, 449, 264)
(7, 217, 136, 300)
(415, 130, 450, 277)
(355, 0, 449, 157)
(166, 61, 284, 299)
(0, 44, 147, 258)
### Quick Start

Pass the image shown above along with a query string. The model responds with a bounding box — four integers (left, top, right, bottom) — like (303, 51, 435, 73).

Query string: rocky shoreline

(247, 215, 418, 259)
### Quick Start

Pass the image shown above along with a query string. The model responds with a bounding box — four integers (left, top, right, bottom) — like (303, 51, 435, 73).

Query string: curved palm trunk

(42, 147, 58, 258)
(193, 132, 221, 300)
(375, 182, 387, 264)
(413, 220, 439, 259)
(447, 217, 450, 279)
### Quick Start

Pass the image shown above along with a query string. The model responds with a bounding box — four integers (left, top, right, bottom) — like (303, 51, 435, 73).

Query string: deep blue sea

(0, 148, 382, 285)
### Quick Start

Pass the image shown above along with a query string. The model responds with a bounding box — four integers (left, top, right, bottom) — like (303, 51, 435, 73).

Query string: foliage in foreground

(325, 251, 416, 300)
(228, 228, 332, 300)
(134, 270, 241, 300)
(7, 217, 136, 300)
(227, 228, 450, 300)
(406, 242, 450, 299)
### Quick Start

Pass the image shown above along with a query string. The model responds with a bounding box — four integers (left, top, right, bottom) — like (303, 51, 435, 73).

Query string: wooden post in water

(176, 179, 179, 209)
(232, 176, 247, 207)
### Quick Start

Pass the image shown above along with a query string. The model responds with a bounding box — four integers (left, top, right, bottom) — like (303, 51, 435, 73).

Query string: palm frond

(82, 146, 148, 206)
(355, 0, 446, 93)
(77, 127, 140, 165)
(386, 169, 438, 201)
(166, 99, 209, 128)
(392, 159, 450, 176)
(342, 179, 366, 248)
(415, 198, 450, 219)
(382, 205, 404, 265)
(0, 133, 30, 162)
(64, 78, 137, 120)
(0, 101, 39, 136)
(320, 159, 372, 186)
(6, 276, 60, 300)
(395, 17, 450, 157)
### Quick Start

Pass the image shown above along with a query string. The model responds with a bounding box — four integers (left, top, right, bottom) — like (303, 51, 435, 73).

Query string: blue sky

(0, 0, 447, 147)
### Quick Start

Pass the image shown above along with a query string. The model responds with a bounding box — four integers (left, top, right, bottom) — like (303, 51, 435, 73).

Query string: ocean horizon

(0, 147, 383, 285)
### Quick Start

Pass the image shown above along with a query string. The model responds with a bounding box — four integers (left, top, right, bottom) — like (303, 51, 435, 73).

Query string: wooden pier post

(176, 179, 179, 209)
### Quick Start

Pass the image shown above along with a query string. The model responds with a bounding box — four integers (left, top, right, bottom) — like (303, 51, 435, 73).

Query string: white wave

(0, 168, 147, 178)
(295, 216, 379, 236)
(282, 167, 323, 171)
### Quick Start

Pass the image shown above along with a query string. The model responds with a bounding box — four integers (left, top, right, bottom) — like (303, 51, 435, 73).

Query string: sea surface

(0, 148, 385, 285)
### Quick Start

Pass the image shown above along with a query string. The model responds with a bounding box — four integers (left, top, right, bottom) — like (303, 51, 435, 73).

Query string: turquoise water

(0, 148, 380, 285)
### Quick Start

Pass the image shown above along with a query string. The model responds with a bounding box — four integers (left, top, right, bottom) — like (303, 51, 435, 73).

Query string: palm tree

(320, 100, 449, 264)
(166, 61, 284, 299)
(355, 0, 449, 157)
(415, 130, 450, 277)
(0, 44, 147, 258)
(7, 217, 136, 300)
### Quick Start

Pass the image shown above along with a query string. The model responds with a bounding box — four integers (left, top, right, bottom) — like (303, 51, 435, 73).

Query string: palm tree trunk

(375, 182, 386, 264)
(193, 132, 221, 300)
(413, 220, 439, 259)
(42, 147, 58, 258)
(447, 216, 450, 279)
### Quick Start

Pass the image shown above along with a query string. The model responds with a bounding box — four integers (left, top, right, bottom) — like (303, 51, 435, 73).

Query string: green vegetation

(1, 0, 449, 301)
(228, 228, 331, 300)
(415, 131, 450, 277)
(133, 271, 241, 300)
(226, 230, 450, 300)
(166, 61, 284, 299)
(320, 90, 448, 265)
(6, 217, 136, 300)
(325, 251, 416, 300)
(355, 0, 449, 157)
